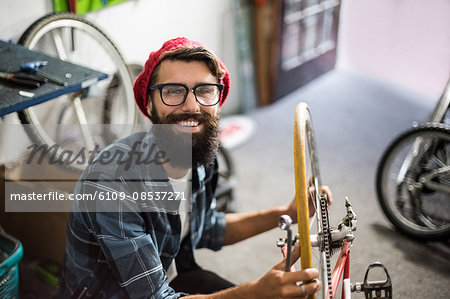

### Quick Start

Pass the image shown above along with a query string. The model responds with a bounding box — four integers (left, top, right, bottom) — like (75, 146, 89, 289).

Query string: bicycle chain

(320, 194, 333, 299)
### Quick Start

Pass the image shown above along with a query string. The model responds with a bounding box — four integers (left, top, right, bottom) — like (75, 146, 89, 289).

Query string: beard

(151, 106, 220, 169)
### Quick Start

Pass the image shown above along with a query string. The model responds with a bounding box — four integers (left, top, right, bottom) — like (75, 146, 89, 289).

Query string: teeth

(178, 120, 199, 127)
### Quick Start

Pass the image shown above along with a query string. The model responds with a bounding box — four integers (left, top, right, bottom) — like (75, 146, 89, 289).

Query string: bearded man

(59, 37, 327, 299)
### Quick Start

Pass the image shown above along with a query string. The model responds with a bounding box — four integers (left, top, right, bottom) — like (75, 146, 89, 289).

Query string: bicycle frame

(280, 198, 357, 299)
(329, 240, 351, 299)
(393, 126, 450, 211)
(390, 78, 450, 209)
(413, 79, 450, 194)
(429, 78, 450, 123)
(397, 79, 450, 190)
(280, 209, 394, 299)
(320, 198, 356, 299)
(280, 231, 353, 299)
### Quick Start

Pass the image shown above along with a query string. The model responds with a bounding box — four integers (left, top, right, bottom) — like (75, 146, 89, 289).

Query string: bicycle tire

(376, 123, 450, 241)
(17, 13, 137, 173)
(215, 144, 237, 212)
(102, 63, 144, 144)
(294, 103, 329, 299)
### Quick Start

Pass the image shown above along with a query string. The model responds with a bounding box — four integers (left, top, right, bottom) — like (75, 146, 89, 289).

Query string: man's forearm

(183, 255, 321, 299)
(223, 204, 292, 245)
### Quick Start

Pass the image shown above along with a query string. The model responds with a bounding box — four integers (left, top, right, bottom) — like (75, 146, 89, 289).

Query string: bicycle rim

(294, 103, 329, 298)
(18, 13, 137, 172)
(377, 124, 450, 240)
(215, 144, 237, 212)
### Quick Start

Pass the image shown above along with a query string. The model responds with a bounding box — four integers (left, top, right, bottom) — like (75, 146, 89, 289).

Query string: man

(60, 37, 327, 298)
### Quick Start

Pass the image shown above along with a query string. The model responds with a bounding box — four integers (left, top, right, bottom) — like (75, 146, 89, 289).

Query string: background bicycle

(16, 12, 139, 173)
(376, 79, 450, 241)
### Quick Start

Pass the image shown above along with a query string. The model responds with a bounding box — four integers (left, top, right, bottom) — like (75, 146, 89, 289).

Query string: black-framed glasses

(150, 83, 224, 106)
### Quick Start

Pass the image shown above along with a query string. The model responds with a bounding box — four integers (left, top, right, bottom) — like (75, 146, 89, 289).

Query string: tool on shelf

(0, 71, 47, 88)
(20, 61, 68, 86)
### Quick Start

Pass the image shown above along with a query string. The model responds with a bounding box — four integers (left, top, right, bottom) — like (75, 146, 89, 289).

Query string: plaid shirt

(59, 130, 226, 299)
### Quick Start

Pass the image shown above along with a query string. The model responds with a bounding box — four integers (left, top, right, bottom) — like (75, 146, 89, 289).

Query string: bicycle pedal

(352, 262, 392, 299)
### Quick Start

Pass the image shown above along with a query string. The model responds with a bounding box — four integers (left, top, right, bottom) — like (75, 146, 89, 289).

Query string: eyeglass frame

(149, 83, 224, 107)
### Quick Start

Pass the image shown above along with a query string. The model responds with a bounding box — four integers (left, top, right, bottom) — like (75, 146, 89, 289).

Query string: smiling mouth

(178, 120, 200, 127)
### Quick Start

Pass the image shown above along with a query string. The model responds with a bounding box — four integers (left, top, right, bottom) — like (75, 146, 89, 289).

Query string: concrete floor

(196, 69, 450, 298)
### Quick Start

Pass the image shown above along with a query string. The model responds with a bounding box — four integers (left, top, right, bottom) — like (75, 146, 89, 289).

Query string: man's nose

(181, 89, 200, 112)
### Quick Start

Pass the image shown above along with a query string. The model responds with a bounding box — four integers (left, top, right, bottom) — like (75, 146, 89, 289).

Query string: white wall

(0, 1, 53, 41)
(4, 0, 448, 111)
(337, 0, 450, 99)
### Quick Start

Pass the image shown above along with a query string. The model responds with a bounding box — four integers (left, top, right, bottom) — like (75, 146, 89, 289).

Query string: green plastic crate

(0, 232, 23, 299)
(54, 0, 129, 15)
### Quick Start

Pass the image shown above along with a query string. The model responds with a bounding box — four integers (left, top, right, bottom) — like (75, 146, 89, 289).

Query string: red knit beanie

(133, 37, 231, 119)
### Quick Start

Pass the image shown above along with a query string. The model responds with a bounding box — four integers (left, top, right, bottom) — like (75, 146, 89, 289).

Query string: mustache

(162, 113, 206, 124)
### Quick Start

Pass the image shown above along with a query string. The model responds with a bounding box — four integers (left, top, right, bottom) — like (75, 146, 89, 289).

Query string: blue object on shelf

(0, 232, 24, 299)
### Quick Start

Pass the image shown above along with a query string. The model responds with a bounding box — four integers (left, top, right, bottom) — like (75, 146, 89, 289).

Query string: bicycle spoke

(72, 96, 95, 152)
(50, 29, 69, 61)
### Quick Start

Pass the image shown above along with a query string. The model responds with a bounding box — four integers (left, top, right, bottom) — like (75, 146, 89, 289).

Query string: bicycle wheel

(17, 13, 138, 172)
(294, 103, 331, 299)
(376, 123, 450, 241)
(215, 144, 237, 212)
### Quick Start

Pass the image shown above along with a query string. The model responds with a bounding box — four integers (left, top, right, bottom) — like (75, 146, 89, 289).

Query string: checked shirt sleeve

(196, 203, 226, 251)
(192, 163, 227, 251)
(77, 172, 185, 299)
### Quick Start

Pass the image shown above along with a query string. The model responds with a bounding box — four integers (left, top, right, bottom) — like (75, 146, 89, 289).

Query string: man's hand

(285, 185, 333, 220)
(223, 185, 331, 245)
(186, 243, 322, 299)
(252, 243, 321, 298)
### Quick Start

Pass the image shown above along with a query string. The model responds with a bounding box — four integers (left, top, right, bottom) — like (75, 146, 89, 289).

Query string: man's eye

(164, 87, 184, 95)
(197, 87, 214, 94)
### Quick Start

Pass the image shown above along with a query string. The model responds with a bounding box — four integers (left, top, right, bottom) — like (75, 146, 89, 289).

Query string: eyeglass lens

(161, 84, 221, 106)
